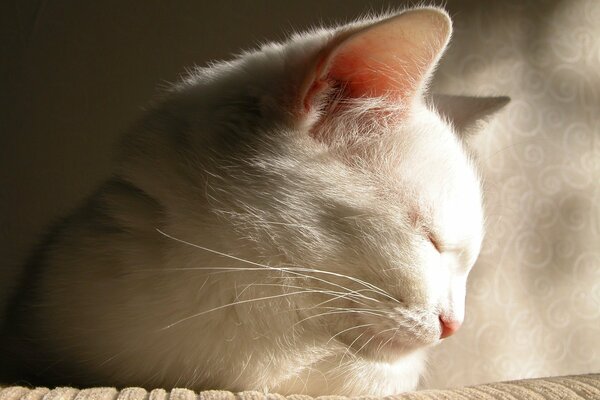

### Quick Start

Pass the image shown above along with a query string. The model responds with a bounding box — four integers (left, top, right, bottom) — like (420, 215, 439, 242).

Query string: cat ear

(430, 94, 510, 136)
(299, 8, 452, 113)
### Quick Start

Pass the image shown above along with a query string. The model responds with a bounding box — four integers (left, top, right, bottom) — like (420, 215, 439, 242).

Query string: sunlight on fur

(3, 6, 508, 397)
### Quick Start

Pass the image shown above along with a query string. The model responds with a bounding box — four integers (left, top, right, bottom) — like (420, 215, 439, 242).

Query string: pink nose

(439, 316, 462, 339)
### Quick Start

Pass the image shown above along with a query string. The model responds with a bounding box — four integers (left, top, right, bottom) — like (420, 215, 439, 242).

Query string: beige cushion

(2, 374, 600, 400)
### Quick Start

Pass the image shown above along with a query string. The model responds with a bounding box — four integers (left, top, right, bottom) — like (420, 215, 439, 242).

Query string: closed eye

(427, 232, 443, 253)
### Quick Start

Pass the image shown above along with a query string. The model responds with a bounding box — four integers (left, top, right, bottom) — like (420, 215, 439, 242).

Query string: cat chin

(335, 327, 438, 364)
(358, 339, 436, 364)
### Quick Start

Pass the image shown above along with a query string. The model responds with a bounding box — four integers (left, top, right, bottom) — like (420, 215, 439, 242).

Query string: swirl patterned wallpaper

(425, 0, 600, 389)
(1, 0, 598, 392)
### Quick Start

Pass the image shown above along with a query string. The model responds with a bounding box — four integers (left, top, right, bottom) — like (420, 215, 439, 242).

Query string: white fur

(15, 8, 487, 396)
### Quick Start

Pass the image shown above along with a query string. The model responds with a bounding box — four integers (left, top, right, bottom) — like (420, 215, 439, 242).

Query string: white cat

(2, 7, 508, 396)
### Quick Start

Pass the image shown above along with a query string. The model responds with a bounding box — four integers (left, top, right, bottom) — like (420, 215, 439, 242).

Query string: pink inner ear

(327, 36, 416, 100)
(301, 9, 451, 113)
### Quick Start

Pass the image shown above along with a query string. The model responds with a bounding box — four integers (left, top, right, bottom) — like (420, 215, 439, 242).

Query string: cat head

(137, 7, 508, 363)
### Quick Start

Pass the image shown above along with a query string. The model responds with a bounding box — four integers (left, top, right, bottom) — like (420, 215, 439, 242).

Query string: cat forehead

(380, 111, 484, 242)
(380, 108, 478, 186)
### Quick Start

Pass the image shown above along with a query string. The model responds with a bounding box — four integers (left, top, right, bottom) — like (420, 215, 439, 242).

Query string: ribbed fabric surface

(1, 374, 599, 400)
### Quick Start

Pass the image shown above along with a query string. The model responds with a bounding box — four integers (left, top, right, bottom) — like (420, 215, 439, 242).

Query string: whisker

(355, 326, 397, 355)
(293, 309, 383, 328)
(339, 330, 367, 366)
(132, 264, 379, 304)
(233, 282, 371, 305)
(205, 268, 376, 300)
(327, 323, 375, 345)
(160, 290, 316, 330)
(294, 305, 386, 316)
(137, 264, 386, 313)
(376, 328, 399, 353)
(156, 229, 392, 303)
(279, 264, 399, 305)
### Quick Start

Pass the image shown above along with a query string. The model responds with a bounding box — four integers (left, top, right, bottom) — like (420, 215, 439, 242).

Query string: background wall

(1, 0, 599, 390)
